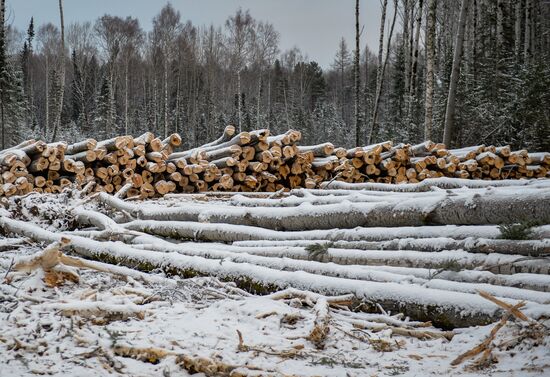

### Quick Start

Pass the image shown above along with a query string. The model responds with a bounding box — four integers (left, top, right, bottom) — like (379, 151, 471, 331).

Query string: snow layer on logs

(126, 235, 550, 304)
(121, 219, 503, 242)
(98, 184, 550, 230)
(322, 177, 550, 191)
(4, 216, 550, 328)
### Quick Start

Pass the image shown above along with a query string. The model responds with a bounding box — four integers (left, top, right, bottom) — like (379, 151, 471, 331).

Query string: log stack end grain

(1, 130, 549, 198)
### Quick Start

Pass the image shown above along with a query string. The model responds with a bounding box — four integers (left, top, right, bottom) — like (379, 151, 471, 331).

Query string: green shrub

(498, 222, 537, 240)
(306, 242, 332, 261)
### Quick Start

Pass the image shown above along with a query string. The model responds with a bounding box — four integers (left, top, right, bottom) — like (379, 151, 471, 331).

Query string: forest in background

(0, 0, 549, 151)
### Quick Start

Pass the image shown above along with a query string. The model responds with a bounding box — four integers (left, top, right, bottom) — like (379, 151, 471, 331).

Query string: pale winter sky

(5, 0, 398, 68)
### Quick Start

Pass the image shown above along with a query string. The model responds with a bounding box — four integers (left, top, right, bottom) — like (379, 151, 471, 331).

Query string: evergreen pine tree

(94, 74, 116, 139)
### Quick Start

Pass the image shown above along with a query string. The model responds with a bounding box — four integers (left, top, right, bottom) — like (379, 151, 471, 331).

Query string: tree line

(1, 0, 548, 151)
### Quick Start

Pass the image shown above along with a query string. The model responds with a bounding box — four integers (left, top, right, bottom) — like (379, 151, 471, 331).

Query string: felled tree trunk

(230, 238, 550, 257)
(0, 216, 522, 329)
(321, 177, 549, 192)
(98, 188, 550, 231)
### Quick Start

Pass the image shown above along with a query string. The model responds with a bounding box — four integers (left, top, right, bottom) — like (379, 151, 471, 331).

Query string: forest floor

(0, 256, 548, 377)
(0, 183, 549, 376)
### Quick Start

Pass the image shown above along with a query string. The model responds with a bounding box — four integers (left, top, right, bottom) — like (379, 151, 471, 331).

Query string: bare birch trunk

(368, 0, 387, 144)
(124, 60, 129, 135)
(237, 70, 242, 133)
(256, 72, 261, 129)
(0, 216, 507, 329)
(164, 56, 169, 139)
(175, 71, 180, 135)
(402, 0, 411, 93)
(424, 0, 437, 140)
(406, 0, 424, 126)
(266, 70, 272, 130)
(443, 0, 470, 147)
(0, 0, 4, 149)
(354, 0, 361, 146)
(369, 0, 398, 144)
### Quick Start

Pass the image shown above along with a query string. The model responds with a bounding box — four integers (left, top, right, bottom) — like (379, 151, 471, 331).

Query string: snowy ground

(1, 183, 549, 376)
(1, 254, 547, 377)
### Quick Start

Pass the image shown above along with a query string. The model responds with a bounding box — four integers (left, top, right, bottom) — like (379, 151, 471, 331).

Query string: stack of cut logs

(0, 126, 549, 198)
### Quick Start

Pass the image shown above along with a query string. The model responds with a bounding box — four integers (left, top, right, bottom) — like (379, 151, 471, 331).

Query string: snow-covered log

(124, 235, 550, 304)
(4, 216, 549, 328)
(322, 177, 550, 192)
(118, 219, 503, 243)
(232, 238, 550, 257)
(98, 186, 550, 230)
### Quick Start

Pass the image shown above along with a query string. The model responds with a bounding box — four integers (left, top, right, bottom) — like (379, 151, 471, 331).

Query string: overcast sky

(5, 0, 392, 68)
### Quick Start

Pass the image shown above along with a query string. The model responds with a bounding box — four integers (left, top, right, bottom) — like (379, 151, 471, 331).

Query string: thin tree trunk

(354, 0, 361, 146)
(424, 0, 437, 140)
(45, 56, 49, 133)
(193, 63, 199, 145)
(406, 0, 424, 127)
(267, 71, 271, 131)
(363, 43, 369, 129)
(175, 71, 180, 135)
(472, 0, 478, 79)
(340, 61, 344, 119)
(256, 71, 262, 129)
(403, 0, 411, 93)
(496, 0, 505, 50)
(237, 70, 242, 132)
(443, 0, 470, 147)
(50, 0, 65, 142)
(524, 0, 531, 62)
(283, 85, 290, 129)
(124, 60, 129, 135)
(515, 0, 523, 59)
(0, 0, 5, 149)
(368, 0, 398, 144)
(164, 56, 169, 138)
(367, 0, 387, 144)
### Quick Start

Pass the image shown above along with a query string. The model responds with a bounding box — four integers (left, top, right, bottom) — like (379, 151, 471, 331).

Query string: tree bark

(97, 187, 550, 231)
(124, 60, 129, 135)
(402, 0, 411, 93)
(443, 0, 470, 147)
(0, 0, 5, 149)
(424, 0, 437, 140)
(406, 0, 424, 127)
(368, 0, 387, 144)
(0, 216, 512, 329)
(164, 56, 169, 138)
(50, 0, 65, 142)
(523, 0, 533, 63)
(369, 0, 398, 144)
(237, 70, 242, 132)
(354, 0, 361, 146)
(496, 0, 505, 50)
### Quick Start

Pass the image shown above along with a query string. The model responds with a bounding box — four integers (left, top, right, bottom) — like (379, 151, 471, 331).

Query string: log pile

(1, 127, 549, 198)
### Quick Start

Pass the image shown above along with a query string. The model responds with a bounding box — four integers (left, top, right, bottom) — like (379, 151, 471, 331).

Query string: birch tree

(225, 9, 255, 133)
(369, 0, 398, 143)
(443, 0, 470, 147)
(0, 0, 5, 148)
(354, 0, 361, 146)
(152, 4, 181, 138)
(424, 0, 437, 140)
